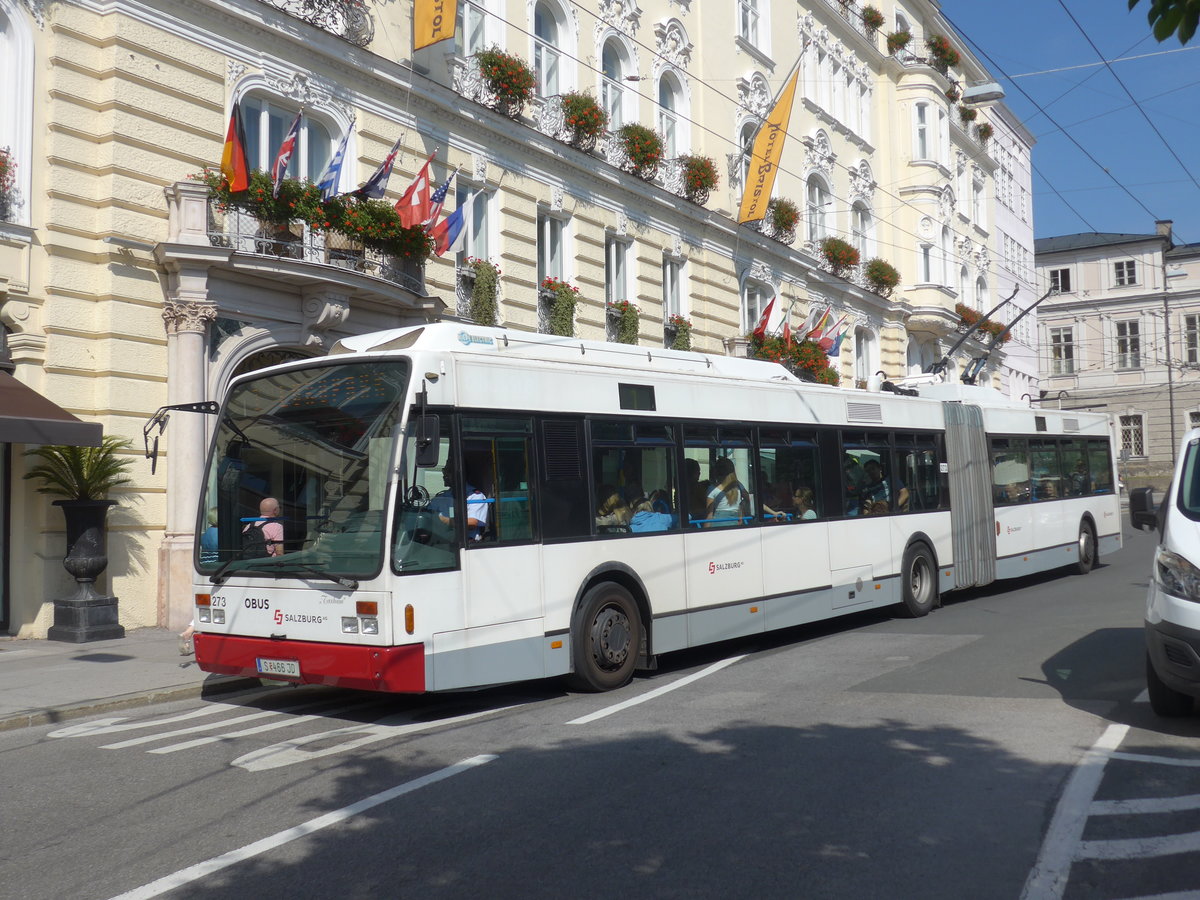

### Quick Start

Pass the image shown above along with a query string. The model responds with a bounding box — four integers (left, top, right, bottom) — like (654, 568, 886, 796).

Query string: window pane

(1061, 440, 1089, 497)
(757, 442, 821, 522)
(843, 443, 893, 516)
(592, 441, 679, 535)
(395, 422, 460, 573)
(992, 438, 1030, 506)
(1030, 439, 1063, 500)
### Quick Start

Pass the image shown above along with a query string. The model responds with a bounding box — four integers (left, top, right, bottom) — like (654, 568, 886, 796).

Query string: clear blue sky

(945, 0, 1200, 245)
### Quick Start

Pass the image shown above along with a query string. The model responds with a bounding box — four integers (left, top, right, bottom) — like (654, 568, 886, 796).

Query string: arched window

(854, 327, 877, 384)
(741, 278, 773, 334)
(241, 96, 333, 184)
(533, 1, 563, 97)
(976, 276, 988, 310)
(852, 203, 872, 259)
(658, 73, 683, 158)
(959, 265, 968, 301)
(940, 226, 951, 287)
(738, 120, 756, 186)
(600, 38, 631, 130)
(806, 175, 829, 244)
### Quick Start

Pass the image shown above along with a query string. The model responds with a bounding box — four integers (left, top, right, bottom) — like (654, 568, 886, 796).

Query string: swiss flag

(752, 297, 776, 340)
(395, 155, 434, 228)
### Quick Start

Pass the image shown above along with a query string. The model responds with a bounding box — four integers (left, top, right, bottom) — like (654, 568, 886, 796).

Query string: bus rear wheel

(568, 583, 641, 692)
(897, 543, 937, 618)
(1076, 521, 1096, 575)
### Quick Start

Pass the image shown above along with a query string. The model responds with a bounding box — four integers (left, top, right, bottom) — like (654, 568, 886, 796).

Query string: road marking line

(232, 705, 524, 772)
(1111, 751, 1200, 768)
(1078, 829, 1200, 860)
(101, 711, 283, 748)
(566, 655, 747, 726)
(49, 705, 234, 739)
(146, 699, 383, 754)
(1133, 689, 1149, 703)
(1020, 722, 1130, 900)
(1092, 793, 1200, 815)
(105, 755, 497, 900)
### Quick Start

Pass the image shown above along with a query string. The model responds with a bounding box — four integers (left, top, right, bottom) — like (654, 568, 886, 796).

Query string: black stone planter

(47, 499, 124, 643)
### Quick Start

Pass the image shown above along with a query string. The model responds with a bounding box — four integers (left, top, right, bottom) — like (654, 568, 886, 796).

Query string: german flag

(220, 101, 250, 193)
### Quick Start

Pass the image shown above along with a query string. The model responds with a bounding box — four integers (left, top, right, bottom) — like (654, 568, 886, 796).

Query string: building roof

(1034, 232, 1163, 255)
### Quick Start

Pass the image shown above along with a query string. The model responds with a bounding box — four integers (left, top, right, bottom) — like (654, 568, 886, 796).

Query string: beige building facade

(0, 0, 1015, 636)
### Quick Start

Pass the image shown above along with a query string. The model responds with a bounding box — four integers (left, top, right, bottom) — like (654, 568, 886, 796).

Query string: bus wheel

(1076, 521, 1096, 575)
(1147, 652, 1193, 717)
(568, 583, 641, 692)
(897, 543, 937, 618)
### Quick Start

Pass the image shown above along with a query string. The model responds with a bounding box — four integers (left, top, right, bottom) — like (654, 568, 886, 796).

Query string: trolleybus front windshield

(197, 360, 410, 579)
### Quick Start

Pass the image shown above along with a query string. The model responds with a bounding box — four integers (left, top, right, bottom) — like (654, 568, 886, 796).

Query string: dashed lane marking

(566, 655, 747, 725)
(106, 755, 498, 900)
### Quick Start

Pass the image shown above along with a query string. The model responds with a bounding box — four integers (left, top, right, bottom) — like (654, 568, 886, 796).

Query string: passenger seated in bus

(1068, 459, 1090, 496)
(649, 488, 672, 515)
(793, 487, 818, 520)
(859, 459, 891, 511)
(629, 499, 673, 533)
(706, 457, 750, 527)
(1034, 477, 1059, 500)
(844, 455, 866, 514)
(863, 500, 890, 516)
(682, 459, 709, 526)
(595, 485, 632, 532)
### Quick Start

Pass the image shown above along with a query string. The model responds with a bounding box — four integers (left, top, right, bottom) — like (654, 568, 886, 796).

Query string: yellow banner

(414, 0, 457, 51)
(738, 66, 800, 224)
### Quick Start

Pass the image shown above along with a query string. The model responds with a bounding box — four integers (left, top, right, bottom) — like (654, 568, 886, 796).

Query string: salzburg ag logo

(274, 609, 284, 625)
(708, 560, 745, 574)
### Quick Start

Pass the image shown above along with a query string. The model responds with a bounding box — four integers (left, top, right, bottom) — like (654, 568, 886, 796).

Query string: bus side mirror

(1129, 486, 1159, 533)
(415, 415, 440, 468)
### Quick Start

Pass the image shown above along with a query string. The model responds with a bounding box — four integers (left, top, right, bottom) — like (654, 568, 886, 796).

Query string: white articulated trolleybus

(190, 323, 1121, 693)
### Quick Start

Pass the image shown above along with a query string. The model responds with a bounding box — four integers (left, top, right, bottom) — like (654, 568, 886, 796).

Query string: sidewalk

(0, 628, 259, 732)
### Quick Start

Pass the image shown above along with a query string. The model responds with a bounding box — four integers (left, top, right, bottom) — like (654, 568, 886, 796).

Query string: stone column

(159, 292, 217, 630)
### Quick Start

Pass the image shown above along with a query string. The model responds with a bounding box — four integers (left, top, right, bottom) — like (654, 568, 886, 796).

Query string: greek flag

(316, 122, 353, 201)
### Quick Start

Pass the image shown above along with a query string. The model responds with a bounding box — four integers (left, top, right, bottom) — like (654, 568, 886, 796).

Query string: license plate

(255, 657, 300, 678)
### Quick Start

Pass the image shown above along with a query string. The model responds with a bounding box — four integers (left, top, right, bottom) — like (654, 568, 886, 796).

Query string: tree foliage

(1129, 0, 1200, 44)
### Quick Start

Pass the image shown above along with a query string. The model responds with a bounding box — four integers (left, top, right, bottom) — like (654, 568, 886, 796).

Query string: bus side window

(393, 422, 460, 574)
(463, 417, 535, 544)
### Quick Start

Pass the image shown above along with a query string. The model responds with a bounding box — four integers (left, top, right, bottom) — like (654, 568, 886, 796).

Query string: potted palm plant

(25, 435, 134, 642)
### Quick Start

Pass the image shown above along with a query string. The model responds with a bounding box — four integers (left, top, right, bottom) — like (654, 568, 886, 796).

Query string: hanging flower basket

(862, 6, 884, 33)
(820, 236, 861, 277)
(864, 258, 900, 298)
(541, 276, 579, 337)
(679, 154, 718, 204)
(749, 334, 840, 386)
(925, 34, 961, 72)
(616, 123, 664, 181)
(607, 299, 640, 344)
(767, 197, 800, 243)
(476, 47, 535, 118)
(560, 91, 607, 151)
(958, 105, 978, 125)
(886, 30, 912, 55)
(976, 122, 994, 144)
(665, 313, 692, 351)
(956, 302, 1011, 343)
(945, 85, 962, 102)
(466, 257, 501, 326)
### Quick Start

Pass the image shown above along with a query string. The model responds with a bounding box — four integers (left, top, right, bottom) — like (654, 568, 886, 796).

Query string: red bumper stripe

(195, 633, 425, 693)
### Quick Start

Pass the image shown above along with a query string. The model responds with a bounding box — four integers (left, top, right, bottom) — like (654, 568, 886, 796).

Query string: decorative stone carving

(849, 160, 875, 204)
(918, 216, 934, 239)
(227, 59, 248, 85)
(653, 18, 692, 72)
(472, 154, 488, 183)
(617, 212, 629, 236)
(736, 73, 772, 119)
(802, 130, 836, 177)
(163, 301, 218, 336)
(301, 289, 350, 348)
(939, 187, 954, 221)
(550, 186, 564, 213)
(597, 0, 641, 37)
(20, 0, 44, 27)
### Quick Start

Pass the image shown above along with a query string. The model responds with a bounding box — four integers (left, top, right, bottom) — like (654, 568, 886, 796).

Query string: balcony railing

(260, 0, 374, 47)
(206, 201, 424, 294)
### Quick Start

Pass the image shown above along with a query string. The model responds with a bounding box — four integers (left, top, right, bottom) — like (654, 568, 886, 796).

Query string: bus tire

(1076, 520, 1096, 575)
(567, 582, 641, 692)
(897, 542, 937, 618)
(1147, 652, 1193, 717)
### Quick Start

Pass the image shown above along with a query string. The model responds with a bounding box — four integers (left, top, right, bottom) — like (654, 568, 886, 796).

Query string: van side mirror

(414, 415, 440, 468)
(1129, 486, 1159, 533)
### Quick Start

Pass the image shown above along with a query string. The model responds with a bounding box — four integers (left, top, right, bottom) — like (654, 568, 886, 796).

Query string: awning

(0, 372, 102, 446)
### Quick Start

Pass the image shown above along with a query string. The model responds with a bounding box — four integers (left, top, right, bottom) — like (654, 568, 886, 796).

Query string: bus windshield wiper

(266, 563, 359, 590)
(209, 559, 261, 586)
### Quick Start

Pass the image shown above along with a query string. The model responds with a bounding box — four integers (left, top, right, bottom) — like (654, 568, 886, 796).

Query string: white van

(1132, 428, 1200, 716)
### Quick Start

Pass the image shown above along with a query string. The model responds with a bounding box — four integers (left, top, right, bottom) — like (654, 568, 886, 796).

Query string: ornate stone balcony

(261, 0, 374, 47)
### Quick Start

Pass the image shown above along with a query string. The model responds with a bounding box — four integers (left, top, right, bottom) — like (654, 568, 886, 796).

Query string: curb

(0, 675, 262, 733)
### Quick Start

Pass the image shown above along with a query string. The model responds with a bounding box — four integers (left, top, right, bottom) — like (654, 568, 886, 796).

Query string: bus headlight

(212, 609, 225, 624)
(1155, 548, 1200, 602)
(341, 617, 359, 633)
(198, 608, 211, 623)
(360, 617, 379, 635)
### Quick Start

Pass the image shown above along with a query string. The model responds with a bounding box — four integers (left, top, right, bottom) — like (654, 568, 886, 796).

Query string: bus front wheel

(568, 583, 641, 692)
(1076, 521, 1096, 574)
(897, 543, 937, 618)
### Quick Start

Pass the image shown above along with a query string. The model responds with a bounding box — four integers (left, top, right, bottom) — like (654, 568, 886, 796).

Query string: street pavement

(0, 627, 256, 731)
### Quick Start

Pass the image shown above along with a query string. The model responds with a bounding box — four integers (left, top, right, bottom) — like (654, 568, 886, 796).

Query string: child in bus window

(793, 487, 818, 520)
(595, 485, 632, 531)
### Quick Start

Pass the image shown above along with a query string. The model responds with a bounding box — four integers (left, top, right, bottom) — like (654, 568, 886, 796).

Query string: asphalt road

(4, 523, 1197, 900)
